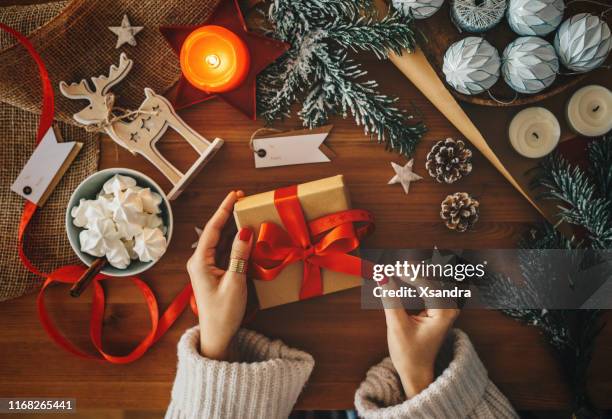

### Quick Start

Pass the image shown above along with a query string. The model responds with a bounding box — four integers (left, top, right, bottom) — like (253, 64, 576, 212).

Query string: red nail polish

(239, 227, 252, 242)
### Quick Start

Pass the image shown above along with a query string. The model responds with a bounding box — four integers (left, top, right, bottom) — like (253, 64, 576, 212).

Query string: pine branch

(481, 226, 576, 317)
(258, 0, 426, 158)
(587, 132, 612, 205)
(299, 47, 425, 155)
(267, 0, 368, 42)
(509, 227, 605, 417)
(257, 31, 324, 122)
(484, 141, 611, 418)
(484, 225, 605, 417)
(519, 222, 576, 249)
(329, 11, 418, 59)
(533, 154, 612, 249)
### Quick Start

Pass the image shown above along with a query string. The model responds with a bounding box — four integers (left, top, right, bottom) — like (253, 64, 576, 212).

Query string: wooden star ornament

(388, 159, 422, 194)
(160, 0, 289, 119)
(430, 246, 457, 266)
(109, 15, 143, 49)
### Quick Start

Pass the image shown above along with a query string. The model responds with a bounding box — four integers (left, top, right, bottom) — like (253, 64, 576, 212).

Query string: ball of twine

(452, 0, 507, 32)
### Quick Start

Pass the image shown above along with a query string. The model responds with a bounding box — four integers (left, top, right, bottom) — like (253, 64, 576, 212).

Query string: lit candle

(509, 107, 560, 158)
(566, 85, 612, 137)
(180, 25, 250, 93)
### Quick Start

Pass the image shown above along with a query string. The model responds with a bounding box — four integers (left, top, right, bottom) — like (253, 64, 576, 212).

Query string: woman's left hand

(187, 190, 253, 361)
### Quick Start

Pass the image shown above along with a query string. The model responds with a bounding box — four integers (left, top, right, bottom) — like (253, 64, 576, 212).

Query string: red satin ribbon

(3, 24, 192, 364)
(0, 21, 55, 278)
(251, 185, 375, 300)
(37, 265, 193, 363)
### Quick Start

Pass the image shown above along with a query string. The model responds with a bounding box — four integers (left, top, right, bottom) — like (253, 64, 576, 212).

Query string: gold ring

(228, 258, 247, 274)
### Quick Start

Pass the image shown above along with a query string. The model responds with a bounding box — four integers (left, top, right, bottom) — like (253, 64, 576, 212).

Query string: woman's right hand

(385, 307, 459, 397)
(187, 191, 253, 361)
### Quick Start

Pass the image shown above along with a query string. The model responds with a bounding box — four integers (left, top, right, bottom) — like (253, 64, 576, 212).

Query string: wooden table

(0, 16, 611, 411)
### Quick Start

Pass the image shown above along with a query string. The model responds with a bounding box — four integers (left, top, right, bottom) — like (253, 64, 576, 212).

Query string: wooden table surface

(0, 5, 611, 409)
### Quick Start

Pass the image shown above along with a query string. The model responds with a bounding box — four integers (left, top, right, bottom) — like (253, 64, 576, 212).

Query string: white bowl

(65, 168, 174, 277)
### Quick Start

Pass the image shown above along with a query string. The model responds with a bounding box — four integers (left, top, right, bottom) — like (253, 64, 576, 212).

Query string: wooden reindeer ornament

(60, 53, 223, 200)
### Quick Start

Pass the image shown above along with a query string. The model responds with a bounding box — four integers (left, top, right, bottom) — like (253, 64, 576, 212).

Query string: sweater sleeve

(354, 329, 518, 419)
(166, 326, 315, 419)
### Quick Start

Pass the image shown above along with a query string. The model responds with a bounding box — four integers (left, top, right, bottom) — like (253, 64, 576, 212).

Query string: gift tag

(252, 126, 335, 168)
(11, 126, 82, 206)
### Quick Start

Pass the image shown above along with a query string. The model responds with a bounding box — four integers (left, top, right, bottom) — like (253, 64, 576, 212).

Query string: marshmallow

(144, 214, 167, 235)
(109, 188, 144, 225)
(105, 239, 131, 269)
(96, 193, 114, 207)
(144, 213, 163, 228)
(71, 199, 95, 228)
(138, 188, 162, 214)
(84, 203, 112, 229)
(116, 220, 144, 240)
(103, 174, 137, 195)
(134, 227, 167, 263)
(72, 198, 112, 228)
(79, 218, 120, 258)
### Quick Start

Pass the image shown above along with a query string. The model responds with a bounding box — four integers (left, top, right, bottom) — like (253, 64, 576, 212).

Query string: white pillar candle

(509, 107, 560, 158)
(566, 85, 612, 137)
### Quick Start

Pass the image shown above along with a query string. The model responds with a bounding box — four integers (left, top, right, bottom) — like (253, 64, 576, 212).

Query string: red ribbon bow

(251, 185, 374, 300)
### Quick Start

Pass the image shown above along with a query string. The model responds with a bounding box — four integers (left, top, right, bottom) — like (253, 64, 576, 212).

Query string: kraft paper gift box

(233, 175, 363, 309)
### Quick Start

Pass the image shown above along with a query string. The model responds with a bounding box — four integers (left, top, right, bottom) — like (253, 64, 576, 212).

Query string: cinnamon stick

(70, 258, 106, 298)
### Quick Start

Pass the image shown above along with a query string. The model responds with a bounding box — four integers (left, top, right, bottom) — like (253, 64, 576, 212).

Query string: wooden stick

(70, 258, 106, 298)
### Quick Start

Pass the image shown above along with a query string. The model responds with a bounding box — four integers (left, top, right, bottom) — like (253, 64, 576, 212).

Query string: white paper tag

(253, 131, 332, 168)
(11, 127, 82, 206)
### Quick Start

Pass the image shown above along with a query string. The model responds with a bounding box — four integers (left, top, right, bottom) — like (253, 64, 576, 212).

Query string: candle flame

(205, 54, 221, 68)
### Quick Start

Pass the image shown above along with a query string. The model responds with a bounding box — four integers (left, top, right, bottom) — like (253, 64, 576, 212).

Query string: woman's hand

(187, 191, 253, 361)
(385, 307, 459, 398)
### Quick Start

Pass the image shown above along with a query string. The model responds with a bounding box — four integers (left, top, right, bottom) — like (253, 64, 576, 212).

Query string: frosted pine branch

(330, 11, 418, 59)
(258, 31, 325, 121)
(533, 154, 612, 249)
(481, 137, 610, 418)
(587, 132, 612, 204)
(258, 0, 426, 158)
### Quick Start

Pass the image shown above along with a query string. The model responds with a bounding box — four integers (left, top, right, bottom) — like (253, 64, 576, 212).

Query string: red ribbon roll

(251, 185, 375, 300)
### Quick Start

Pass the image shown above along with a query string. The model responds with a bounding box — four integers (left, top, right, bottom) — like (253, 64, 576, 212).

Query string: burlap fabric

(0, 1, 99, 301)
(0, 0, 220, 301)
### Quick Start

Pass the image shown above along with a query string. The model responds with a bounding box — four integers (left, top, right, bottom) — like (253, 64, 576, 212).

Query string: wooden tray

(414, 1, 604, 107)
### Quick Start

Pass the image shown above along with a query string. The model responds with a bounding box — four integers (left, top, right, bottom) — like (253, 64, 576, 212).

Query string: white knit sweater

(166, 327, 517, 419)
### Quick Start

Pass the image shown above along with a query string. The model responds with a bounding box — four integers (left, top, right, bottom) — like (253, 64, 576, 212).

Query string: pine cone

(440, 192, 479, 232)
(426, 138, 473, 184)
